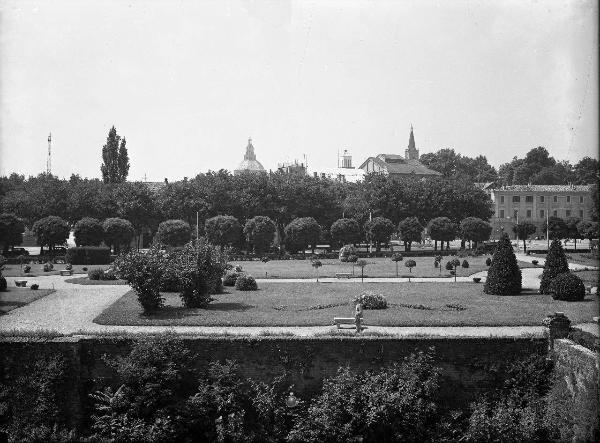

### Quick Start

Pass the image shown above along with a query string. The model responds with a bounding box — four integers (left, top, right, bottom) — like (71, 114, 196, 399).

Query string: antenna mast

(47, 133, 52, 175)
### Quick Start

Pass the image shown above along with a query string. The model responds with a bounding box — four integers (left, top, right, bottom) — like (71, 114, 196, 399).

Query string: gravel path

(1, 260, 597, 337)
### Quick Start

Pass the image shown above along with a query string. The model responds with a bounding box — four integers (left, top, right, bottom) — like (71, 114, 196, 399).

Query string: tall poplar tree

(101, 126, 129, 183)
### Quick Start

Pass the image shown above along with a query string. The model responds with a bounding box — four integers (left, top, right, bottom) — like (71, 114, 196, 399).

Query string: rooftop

(494, 184, 592, 192)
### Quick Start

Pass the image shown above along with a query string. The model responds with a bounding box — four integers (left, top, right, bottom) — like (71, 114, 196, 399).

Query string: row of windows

(499, 195, 584, 204)
(498, 209, 584, 219)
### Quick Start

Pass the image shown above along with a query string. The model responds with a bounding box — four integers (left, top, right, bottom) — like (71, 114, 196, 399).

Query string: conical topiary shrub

(484, 233, 522, 295)
(539, 239, 569, 294)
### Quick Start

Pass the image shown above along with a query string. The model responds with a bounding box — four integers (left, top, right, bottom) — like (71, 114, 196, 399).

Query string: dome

(234, 138, 267, 175)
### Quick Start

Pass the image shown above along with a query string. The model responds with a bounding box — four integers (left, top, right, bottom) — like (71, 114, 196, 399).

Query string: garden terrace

(94, 282, 598, 327)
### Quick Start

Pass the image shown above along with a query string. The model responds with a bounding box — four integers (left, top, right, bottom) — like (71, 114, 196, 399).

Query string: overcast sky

(0, 0, 597, 181)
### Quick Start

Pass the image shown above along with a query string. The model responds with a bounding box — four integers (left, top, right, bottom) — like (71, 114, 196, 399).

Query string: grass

(231, 256, 536, 279)
(0, 288, 56, 314)
(64, 276, 127, 285)
(94, 282, 598, 327)
(571, 270, 599, 287)
(0, 263, 110, 277)
(530, 252, 599, 268)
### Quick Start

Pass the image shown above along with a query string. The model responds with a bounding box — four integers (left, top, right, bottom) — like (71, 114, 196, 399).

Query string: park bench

(333, 317, 363, 329)
(335, 273, 352, 279)
(14, 280, 27, 287)
(59, 270, 72, 276)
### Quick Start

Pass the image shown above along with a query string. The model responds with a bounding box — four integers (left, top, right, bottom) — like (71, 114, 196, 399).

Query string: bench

(333, 317, 363, 329)
(14, 280, 27, 287)
(59, 270, 73, 276)
(335, 273, 352, 279)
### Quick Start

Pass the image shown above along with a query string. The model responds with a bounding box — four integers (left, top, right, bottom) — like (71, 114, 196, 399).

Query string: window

(566, 210, 571, 217)
(566, 196, 571, 203)
(525, 195, 533, 203)
(540, 196, 545, 203)
(540, 209, 545, 218)
(580, 196, 584, 204)
(513, 210, 518, 219)
(580, 210, 584, 218)
(526, 209, 532, 218)
(553, 210, 558, 217)
(553, 196, 558, 203)
(512, 195, 520, 203)
(499, 209, 505, 218)
(500, 196, 505, 204)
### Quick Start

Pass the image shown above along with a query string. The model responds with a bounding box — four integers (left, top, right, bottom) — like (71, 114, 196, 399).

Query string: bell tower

(404, 125, 419, 160)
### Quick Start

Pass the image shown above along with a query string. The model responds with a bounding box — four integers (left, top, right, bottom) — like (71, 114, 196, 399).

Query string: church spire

(405, 125, 419, 160)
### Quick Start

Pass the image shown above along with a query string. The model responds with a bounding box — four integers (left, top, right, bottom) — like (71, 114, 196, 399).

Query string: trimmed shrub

(0, 276, 6, 291)
(66, 246, 111, 265)
(23, 265, 31, 273)
(445, 261, 454, 270)
(485, 257, 492, 266)
(531, 260, 539, 265)
(235, 274, 258, 291)
(30, 283, 39, 290)
(65, 263, 73, 271)
(462, 260, 469, 268)
(88, 268, 118, 281)
(539, 239, 569, 294)
(156, 219, 192, 247)
(223, 271, 240, 286)
(354, 291, 387, 309)
(43, 262, 53, 272)
(549, 272, 585, 301)
(73, 217, 104, 246)
(484, 234, 522, 295)
(405, 259, 417, 272)
(82, 267, 88, 272)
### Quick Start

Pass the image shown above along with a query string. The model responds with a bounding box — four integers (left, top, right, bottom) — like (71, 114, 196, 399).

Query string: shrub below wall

(66, 247, 112, 265)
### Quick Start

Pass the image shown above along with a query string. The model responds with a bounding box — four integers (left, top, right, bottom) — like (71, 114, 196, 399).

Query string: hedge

(66, 247, 112, 265)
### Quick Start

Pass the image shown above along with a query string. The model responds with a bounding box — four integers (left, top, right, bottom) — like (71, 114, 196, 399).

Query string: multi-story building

(487, 184, 594, 239)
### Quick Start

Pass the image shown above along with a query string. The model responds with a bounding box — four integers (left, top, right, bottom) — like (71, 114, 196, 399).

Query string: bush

(223, 271, 240, 286)
(0, 276, 6, 291)
(405, 259, 417, 272)
(339, 244, 357, 261)
(88, 267, 117, 281)
(462, 260, 469, 268)
(484, 234, 522, 295)
(43, 262, 53, 272)
(30, 283, 39, 290)
(532, 260, 539, 265)
(445, 261, 454, 271)
(549, 272, 585, 301)
(353, 291, 388, 309)
(539, 239, 569, 294)
(66, 246, 111, 265)
(65, 263, 73, 271)
(23, 264, 31, 273)
(73, 217, 104, 246)
(485, 257, 492, 266)
(82, 267, 88, 272)
(156, 219, 192, 247)
(235, 274, 258, 291)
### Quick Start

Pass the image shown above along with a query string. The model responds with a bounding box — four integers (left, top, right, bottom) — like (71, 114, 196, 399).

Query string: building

(234, 138, 267, 175)
(277, 160, 307, 176)
(308, 149, 366, 183)
(488, 184, 594, 239)
(358, 126, 441, 178)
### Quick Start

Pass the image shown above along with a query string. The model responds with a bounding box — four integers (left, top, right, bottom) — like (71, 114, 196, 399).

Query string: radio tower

(47, 133, 52, 175)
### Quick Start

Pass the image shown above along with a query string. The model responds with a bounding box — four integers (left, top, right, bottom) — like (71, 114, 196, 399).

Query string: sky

(0, 0, 597, 181)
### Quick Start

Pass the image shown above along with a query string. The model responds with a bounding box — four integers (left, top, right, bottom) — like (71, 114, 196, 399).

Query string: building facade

(488, 184, 594, 239)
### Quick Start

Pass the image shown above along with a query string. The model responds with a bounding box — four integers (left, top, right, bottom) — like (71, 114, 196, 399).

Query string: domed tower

(234, 137, 266, 175)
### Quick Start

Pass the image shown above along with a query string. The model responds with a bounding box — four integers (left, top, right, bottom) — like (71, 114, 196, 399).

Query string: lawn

(531, 252, 599, 268)
(230, 256, 537, 279)
(94, 282, 598, 327)
(571, 270, 599, 287)
(0, 263, 111, 277)
(64, 276, 127, 285)
(0, 288, 55, 314)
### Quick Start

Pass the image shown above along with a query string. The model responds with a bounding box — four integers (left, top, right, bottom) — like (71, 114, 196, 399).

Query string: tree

(391, 253, 403, 277)
(573, 157, 599, 184)
(156, 219, 192, 247)
(311, 259, 322, 282)
(483, 233, 522, 295)
(459, 217, 492, 249)
(564, 217, 582, 250)
(398, 217, 423, 252)
(103, 217, 134, 253)
(356, 259, 368, 282)
(364, 217, 395, 252)
(330, 218, 361, 248)
(543, 216, 567, 240)
(243, 216, 276, 254)
(577, 220, 599, 242)
(31, 216, 70, 253)
(204, 215, 241, 251)
(539, 239, 569, 294)
(427, 217, 457, 251)
(101, 126, 129, 183)
(73, 217, 104, 246)
(0, 213, 24, 254)
(512, 221, 537, 253)
(283, 217, 321, 255)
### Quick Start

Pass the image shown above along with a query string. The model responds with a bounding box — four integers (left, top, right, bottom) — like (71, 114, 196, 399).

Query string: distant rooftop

(493, 184, 592, 192)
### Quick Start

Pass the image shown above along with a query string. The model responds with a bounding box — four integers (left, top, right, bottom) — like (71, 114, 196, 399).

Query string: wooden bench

(333, 317, 363, 329)
(335, 273, 352, 279)
(59, 270, 73, 276)
(14, 280, 27, 287)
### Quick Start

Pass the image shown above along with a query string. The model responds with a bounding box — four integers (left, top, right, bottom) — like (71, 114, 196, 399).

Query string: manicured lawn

(531, 252, 599, 268)
(0, 264, 111, 277)
(230, 256, 536, 279)
(0, 288, 55, 314)
(64, 277, 127, 285)
(94, 282, 598, 327)
(571, 270, 599, 287)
